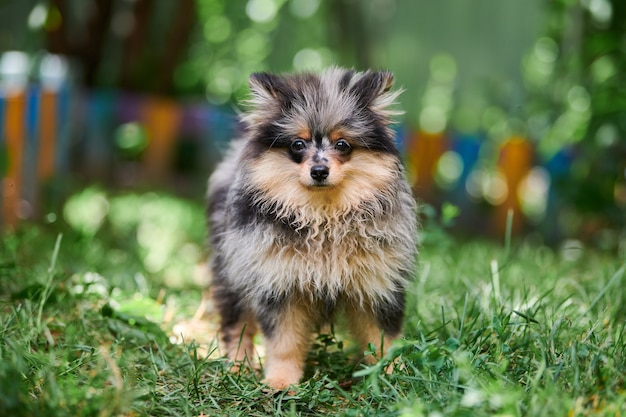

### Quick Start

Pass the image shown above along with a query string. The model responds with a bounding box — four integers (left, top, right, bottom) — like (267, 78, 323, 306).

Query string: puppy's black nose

(310, 165, 329, 181)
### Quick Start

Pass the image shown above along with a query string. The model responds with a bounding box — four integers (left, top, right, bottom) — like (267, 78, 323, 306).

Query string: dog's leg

(345, 294, 404, 367)
(260, 302, 313, 390)
(212, 282, 258, 365)
(224, 310, 258, 365)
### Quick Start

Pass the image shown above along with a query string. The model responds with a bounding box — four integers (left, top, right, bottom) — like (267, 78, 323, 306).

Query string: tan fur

(297, 129, 311, 140)
(344, 302, 396, 363)
(262, 301, 315, 389)
(222, 310, 258, 364)
(329, 130, 348, 142)
(208, 68, 418, 390)
(247, 150, 399, 208)
(222, 149, 412, 305)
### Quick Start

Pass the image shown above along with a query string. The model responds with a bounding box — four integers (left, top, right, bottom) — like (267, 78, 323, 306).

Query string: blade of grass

(490, 259, 501, 307)
(458, 292, 468, 340)
(583, 262, 625, 316)
(504, 208, 513, 260)
(36, 233, 63, 329)
(612, 321, 626, 357)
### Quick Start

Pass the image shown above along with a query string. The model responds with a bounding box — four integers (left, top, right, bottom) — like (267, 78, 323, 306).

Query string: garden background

(0, 1, 625, 416)
(0, 0, 623, 246)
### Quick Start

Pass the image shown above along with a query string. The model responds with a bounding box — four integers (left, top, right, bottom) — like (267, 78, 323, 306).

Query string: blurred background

(0, 0, 624, 252)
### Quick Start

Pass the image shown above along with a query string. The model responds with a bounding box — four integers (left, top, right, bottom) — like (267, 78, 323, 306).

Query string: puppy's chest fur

(220, 185, 413, 303)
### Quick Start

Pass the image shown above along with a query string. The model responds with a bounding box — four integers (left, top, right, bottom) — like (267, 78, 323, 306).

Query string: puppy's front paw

(262, 375, 298, 391)
(263, 362, 303, 390)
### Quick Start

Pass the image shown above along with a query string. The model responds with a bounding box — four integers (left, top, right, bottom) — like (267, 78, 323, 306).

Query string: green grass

(1, 190, 625, 416)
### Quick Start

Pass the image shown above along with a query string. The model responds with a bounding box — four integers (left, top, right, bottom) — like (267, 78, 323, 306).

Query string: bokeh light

(115, 122, 148, 157)
(518, 167, 551, 223)
(482, 170, 508, 206)
(39, 54, 69, 91)
(560, 239, 584, 261)
(235, 29, 270, 63)
(27, 3, 47, 29)
(429, 53, 457, 84)
(246, 0, 278, 23)
(435, 151, 464, 189)
(293, 48, 323, 71)
(523, 37, 558, 88)
(204, 15, 232, 43)
(0, 51, 30, 93)
(419, 106, 447, 134)
(465, 168, 509, 206)
(583, 0, 613, 26)
(290, 0, 320, 19)
(465, 168, 484, 201)
(63, 187, 109, 236)
(419, 54, 456, 134)
(591, 55, 616, 84)
(594, 123, 618, 147)
(567, 86, 590, 113)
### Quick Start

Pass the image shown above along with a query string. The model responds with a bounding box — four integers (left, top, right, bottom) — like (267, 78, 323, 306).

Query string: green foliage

(184, 0, 333, 103)
(62, 187, 206, 288)
(114, 122, 149, 159)
(523, 0, 626, 231)
(1, 192, 625, 415)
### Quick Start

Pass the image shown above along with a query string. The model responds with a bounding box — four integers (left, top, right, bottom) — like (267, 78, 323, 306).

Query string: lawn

(0, 189, 624, 416)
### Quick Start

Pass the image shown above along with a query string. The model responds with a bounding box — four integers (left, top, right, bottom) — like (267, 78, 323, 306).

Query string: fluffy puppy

(207, 67, 418, 390)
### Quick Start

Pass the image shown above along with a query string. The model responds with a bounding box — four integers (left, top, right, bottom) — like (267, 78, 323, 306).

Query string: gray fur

(207, 67, 418, 389)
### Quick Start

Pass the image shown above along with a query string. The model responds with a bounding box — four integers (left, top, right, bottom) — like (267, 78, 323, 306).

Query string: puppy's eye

(335, 139, 352, 154)
(291, 139, 306, 152)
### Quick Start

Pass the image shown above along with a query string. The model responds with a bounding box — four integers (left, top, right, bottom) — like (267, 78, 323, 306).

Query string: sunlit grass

(0, 191, 624, 416)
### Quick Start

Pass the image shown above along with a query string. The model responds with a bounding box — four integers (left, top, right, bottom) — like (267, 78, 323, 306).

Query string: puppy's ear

(243, 73, 290, 130)
(249, 72, 289, 104)
(351, 70, 402, 121)
(350, 70, 394, 105)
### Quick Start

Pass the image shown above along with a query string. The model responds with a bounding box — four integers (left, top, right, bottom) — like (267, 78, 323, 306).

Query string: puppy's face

(287, 128, 352, 189)
(241, 68, 403, 205)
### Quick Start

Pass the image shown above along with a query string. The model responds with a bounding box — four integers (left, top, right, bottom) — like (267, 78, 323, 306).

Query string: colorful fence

(0, 82, 237, 229)
(405, 130, 574, 239)
(0, 53, 576, 239)
(75, 89, 236, 182)
(1, 85, 69, 227)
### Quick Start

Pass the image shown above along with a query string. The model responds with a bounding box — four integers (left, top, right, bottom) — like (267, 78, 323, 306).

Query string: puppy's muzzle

(310, 165, 329, 182)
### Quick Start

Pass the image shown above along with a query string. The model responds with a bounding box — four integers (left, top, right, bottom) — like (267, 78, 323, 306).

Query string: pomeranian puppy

(207, 67, 418, 390)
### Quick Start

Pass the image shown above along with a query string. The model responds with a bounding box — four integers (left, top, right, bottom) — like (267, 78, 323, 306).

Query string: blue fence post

(22, 85, 40, 219)
(84, 89, 115, 178)
(448, 132, 483, 229)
